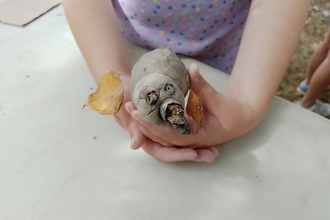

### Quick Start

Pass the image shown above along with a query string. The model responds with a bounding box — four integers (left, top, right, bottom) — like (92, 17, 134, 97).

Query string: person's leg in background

(297, 30, 330, 94)
(296, 30, 330, 117)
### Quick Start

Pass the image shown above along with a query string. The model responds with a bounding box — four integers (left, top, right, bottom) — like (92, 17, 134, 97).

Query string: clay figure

(130, 48, 191, 134)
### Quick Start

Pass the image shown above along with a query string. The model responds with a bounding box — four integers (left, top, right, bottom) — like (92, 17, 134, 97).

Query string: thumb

(187, 63, 219, 107)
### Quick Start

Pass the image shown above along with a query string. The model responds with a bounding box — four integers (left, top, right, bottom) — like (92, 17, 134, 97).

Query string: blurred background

(278, 0, 330, 104)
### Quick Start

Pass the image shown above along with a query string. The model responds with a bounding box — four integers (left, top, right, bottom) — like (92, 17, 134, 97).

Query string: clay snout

(132, 73, 186, 126)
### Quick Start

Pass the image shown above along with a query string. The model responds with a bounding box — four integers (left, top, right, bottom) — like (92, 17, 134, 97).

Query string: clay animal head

(130, 48, 190, 134)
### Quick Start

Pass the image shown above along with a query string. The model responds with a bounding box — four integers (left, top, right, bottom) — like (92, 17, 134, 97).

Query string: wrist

(219, 93, 265, 141)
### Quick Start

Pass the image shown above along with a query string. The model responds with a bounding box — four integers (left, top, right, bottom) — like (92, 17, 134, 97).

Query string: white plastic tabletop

(1, 5, 330, 220)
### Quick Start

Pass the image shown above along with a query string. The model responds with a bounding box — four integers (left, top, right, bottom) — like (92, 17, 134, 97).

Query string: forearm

(62, 0, 131, 82)
(226, 0, 310, 119)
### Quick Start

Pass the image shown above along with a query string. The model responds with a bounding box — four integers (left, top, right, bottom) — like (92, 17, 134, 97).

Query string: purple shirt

(113, 0, 251, 73)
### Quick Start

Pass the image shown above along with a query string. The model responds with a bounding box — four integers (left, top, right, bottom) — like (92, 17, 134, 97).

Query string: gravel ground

(277, 0, 330, 104)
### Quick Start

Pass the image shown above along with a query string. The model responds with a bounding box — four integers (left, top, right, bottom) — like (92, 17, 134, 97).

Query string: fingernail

(130, 135, 136, 149)
(195, 68, 200, 80)
(190, 152, 198, 160)
(125, 103, 133, 114)
(195, 65, 199, 73)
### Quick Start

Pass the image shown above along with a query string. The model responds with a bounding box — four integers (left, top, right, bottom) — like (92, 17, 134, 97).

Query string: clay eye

(164, 83, 175, 95)
(145, 91, 158, 105)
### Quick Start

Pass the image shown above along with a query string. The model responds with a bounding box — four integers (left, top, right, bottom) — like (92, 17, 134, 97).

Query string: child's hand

(115, 75, 219, 163)
(125, 63, 258, 161)
(112, 75, 147, 149)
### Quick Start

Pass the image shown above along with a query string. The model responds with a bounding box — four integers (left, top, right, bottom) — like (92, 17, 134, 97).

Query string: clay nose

(159, 98, 191, 135)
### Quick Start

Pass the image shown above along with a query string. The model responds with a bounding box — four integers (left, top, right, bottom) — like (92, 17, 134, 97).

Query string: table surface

(1, 5, 330, 220)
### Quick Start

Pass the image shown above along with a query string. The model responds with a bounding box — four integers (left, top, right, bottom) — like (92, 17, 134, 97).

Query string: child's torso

(113, 0, 251, 73)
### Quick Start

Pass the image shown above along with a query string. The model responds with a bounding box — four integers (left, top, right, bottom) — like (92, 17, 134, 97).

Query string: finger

(207, 146, 219, 158)
(132, 110, 194, 146)
(113, 115, 125, 129)
(138, 124, 174, 147)
(125, 102, 175, 147)
(184, 111, 199, 135)
(126, 121, 145, 150)
(125, 102, 184, 143)
(126, 103, 191, 146)
(194, 148, 219, 163)
(187, 63, 219, 109)
(125, 102, 174, 133)
(142, 140, 198, 162)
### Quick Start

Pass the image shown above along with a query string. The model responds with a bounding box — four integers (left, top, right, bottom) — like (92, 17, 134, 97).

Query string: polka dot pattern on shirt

(113, 0, 251, 73)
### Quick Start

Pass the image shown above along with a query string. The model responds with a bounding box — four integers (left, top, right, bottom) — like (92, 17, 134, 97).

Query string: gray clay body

(130, 48, 190, 130)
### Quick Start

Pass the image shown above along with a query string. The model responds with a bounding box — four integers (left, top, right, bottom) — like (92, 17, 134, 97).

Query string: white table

(1, 5, 330, 220)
